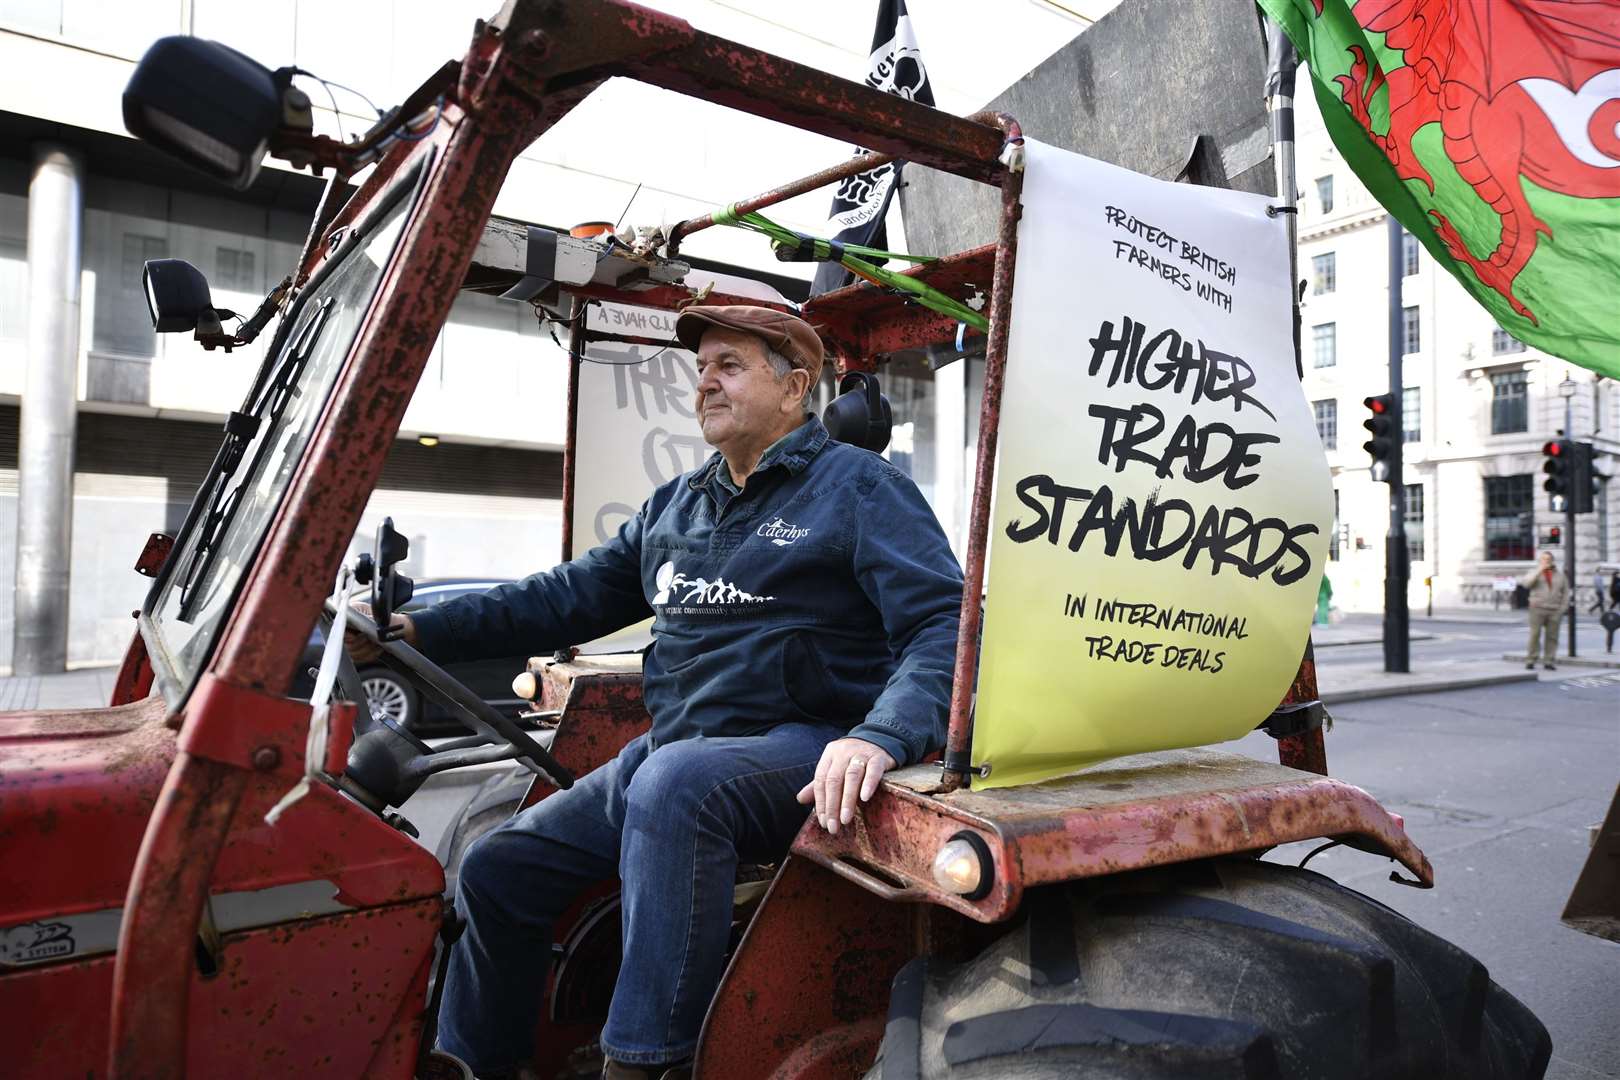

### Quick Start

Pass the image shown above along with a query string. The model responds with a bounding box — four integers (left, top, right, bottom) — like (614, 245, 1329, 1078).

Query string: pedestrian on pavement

(1590, 568, 1608, 614)
(1519, 551, 1568, 670)
(1609, 571, 1620, 613)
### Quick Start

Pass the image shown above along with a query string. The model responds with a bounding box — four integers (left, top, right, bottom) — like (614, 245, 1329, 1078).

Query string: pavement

(0, 666, 119, 711)
(1307, 610, 1620, 703)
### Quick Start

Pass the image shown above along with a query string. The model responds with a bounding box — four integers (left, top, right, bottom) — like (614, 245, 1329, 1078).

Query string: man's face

(693, 326, 807, 452)
(1539, 552, 1555, 570)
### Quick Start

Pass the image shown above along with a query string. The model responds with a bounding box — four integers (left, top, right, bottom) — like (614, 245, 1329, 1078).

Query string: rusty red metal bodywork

(0, 1, 1435, 1077)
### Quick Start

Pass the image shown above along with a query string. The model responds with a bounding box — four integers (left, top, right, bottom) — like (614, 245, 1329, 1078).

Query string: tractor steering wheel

(323, 599, 574, 791)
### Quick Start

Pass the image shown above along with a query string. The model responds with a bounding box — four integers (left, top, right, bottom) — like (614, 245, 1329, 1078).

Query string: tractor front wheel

(864, 858, 1549, 1079)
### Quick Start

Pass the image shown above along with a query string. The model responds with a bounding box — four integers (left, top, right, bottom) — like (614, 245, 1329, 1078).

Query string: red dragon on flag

(1264, 0, 1620, 374)
(1320, 0, 1620, 324)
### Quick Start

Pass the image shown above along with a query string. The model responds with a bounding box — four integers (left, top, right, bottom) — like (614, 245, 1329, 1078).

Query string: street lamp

(1558, 374, 1578, 658)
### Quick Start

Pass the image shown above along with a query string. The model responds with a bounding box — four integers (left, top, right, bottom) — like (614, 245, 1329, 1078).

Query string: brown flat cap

(675, 304, 824, 386)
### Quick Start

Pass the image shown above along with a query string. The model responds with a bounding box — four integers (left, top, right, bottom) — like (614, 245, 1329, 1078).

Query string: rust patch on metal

(697, 857, 912, 1079)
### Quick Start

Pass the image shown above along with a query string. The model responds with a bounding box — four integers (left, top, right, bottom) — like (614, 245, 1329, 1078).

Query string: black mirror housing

(142, 258, 216, 332)
(123, 36, 288, 191)
(823, 371, 893, 454)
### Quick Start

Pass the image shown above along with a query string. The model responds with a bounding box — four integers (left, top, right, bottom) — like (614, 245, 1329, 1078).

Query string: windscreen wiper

(174, 298, 333, 621)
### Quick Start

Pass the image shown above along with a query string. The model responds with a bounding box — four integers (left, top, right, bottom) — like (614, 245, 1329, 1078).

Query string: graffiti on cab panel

(588, 341, 710, 544)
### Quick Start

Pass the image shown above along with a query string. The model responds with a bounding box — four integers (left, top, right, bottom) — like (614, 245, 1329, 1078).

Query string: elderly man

(354, 305, 963, 1080)
(1519, 550, 1568, 670)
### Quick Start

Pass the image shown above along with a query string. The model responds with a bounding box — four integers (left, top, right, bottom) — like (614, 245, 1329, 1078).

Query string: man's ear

(783, 369, 812, 412)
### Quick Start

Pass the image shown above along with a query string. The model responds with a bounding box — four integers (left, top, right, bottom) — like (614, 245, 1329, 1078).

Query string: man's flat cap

(675, 304, 824, 385)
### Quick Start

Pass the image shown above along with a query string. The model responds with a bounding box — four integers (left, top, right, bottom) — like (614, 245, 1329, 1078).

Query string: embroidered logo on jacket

(756, 517, 811, 547)
(653, 561, 774, 609)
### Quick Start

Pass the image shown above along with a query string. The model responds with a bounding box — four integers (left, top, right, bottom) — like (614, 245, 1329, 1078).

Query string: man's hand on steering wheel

(797, 737, 897, 836)
(344, 599, 416, 664)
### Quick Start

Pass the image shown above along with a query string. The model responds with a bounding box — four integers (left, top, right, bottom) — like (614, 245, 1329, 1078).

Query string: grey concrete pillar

(13, 144, 84, 675)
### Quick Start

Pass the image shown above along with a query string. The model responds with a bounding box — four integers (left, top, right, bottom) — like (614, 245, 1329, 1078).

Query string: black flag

(810, 0, 935, 297)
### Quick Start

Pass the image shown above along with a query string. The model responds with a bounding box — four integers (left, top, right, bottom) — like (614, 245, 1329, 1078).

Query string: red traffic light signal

(1362, 394, 1395, 482)
(1543, 438, 1571, 497)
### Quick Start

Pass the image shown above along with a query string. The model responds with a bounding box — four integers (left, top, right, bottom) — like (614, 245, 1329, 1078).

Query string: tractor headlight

(931, 831, 993, 900)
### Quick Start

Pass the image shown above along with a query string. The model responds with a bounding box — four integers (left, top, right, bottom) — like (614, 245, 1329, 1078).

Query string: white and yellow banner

(972, 141, 1332, 790)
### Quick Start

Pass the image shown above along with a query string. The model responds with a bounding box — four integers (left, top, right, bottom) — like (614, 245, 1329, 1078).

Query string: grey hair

(764, 346, 811, 404)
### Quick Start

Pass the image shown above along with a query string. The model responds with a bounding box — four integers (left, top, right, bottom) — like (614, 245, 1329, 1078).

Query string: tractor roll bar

(489, 0, 1010, 185)
(942, 114, 1024, 790)
(666, 150, 899, 255)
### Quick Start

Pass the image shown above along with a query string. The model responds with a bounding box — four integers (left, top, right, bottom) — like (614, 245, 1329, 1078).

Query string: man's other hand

(344, 600, 415, 664)
(796, 738, 897, 836)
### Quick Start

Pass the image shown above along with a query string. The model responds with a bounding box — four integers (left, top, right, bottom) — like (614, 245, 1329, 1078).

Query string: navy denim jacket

(409, 417, 964, 767)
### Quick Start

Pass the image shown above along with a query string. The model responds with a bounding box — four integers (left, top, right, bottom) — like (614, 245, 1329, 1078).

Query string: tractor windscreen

(145, 190, 410, 698)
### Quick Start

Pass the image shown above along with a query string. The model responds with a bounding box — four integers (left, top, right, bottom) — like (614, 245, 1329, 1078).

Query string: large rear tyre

(864, 859, 1549, 1079)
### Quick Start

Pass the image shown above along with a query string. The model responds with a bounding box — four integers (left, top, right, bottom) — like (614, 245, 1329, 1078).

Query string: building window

(1484, 475, 1535, 561)
(215, 247, 257, 292)
(94, 231, 168, 358)
(1313, 398, 1337, 450)
(1312, 323, 1336, 368)
(1490, 371, 1529, 434)
(1402, 305, 1420, 354)
(1312, 252, 1336, 295)
(1316, 175, 1334, 213)
(1492, 327, 1525, 355)
(1402, 386, 1420, 443)
(1404, 483, 1425, 561)
(1402, 231, 1420, 276)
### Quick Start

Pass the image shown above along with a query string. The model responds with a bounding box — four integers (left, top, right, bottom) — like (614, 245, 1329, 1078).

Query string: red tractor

(1, 2, 1550, 1077)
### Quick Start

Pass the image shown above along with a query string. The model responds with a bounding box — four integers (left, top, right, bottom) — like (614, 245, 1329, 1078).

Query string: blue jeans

(437, 723, 842, 1071)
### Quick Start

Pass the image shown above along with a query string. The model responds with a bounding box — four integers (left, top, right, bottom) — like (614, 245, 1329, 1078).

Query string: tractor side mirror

(371, 517, 415, 641)
(142, 259, 219, 333)
(122, 36, 306, 191)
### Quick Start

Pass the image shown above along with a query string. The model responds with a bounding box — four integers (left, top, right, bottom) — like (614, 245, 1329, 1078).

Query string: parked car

(289, 578, 529, 734)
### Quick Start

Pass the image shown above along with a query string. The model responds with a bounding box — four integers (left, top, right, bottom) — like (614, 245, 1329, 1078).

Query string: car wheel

(360, 667, 420, 729)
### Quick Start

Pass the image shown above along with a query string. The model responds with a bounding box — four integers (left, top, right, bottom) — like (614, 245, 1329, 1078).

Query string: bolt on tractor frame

(1, 1, 1548, 1078)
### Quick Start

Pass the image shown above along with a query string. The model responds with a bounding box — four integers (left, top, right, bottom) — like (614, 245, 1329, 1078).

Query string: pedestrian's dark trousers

(436, 723, 842, 1072)
(1527, 608, 1560, 662)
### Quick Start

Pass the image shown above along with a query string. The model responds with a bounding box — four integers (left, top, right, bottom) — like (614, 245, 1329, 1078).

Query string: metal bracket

(1258, 699, 1329, 740)
(940, 749, 991, 780)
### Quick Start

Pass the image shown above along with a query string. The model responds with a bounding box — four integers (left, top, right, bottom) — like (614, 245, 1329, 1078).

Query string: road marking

(1560, 671, 1620, 691)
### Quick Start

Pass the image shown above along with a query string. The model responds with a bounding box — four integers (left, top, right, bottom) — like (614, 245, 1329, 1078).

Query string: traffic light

(1542, 438, 1571, 499)
(1362, 394, 1395, 482)
(1569, 441, 1600, 514)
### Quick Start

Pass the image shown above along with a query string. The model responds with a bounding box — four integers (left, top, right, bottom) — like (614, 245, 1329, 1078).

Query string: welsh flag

(1258, 0, 1620, 378)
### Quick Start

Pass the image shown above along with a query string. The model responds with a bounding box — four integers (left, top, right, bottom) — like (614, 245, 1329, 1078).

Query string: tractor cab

(0, 2, 1551, 1078)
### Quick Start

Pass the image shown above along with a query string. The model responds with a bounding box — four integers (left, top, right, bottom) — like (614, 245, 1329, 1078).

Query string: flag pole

(1263, 18, 1301, 380)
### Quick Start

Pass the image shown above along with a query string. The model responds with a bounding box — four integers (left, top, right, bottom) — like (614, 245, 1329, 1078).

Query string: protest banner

(972, 141, 1332, 790)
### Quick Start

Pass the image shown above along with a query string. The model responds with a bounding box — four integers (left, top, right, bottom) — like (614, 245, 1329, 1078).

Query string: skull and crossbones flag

(810, 0, 935, 297)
